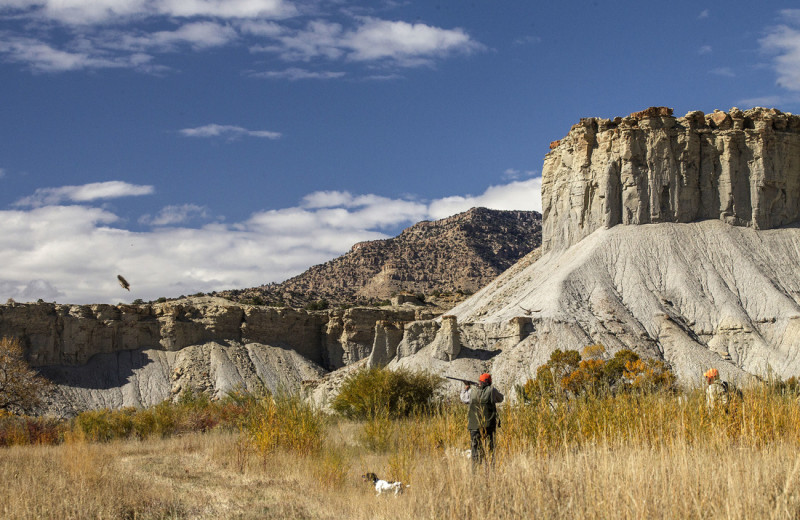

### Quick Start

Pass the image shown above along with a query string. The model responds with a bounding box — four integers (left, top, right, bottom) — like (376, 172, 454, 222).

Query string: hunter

(460, 373, 504, 466)
(705, 368, 730, 411)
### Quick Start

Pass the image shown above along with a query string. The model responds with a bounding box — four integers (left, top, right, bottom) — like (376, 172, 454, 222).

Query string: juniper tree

(0, 337, 49, 413)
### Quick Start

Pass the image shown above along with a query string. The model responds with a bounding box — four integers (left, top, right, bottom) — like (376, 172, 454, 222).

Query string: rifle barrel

(445, 375, 478, 385)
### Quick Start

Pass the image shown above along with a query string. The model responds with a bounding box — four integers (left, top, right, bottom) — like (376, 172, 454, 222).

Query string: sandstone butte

(5, 106, 800, 413)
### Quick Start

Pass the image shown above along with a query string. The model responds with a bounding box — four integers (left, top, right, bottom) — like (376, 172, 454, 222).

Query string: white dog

(362, 472, 409, 496)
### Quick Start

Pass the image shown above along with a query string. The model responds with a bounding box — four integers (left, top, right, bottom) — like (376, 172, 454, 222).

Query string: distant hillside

(221, 207, 542, 309)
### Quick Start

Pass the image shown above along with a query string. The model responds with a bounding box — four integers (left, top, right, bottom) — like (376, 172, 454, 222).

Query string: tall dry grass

(3, 383, 800, 518)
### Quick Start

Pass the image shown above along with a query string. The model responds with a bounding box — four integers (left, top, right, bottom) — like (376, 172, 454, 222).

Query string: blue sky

(0, 1, 798, 304)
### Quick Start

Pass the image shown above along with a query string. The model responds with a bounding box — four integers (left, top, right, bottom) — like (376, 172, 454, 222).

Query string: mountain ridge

(221, 207, 542, 309)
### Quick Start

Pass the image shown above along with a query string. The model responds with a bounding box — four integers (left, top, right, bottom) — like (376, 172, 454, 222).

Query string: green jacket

(467, 385, 499, 430)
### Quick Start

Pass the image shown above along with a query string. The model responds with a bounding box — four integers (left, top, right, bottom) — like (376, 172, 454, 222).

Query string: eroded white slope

(447, 221, 800, 385)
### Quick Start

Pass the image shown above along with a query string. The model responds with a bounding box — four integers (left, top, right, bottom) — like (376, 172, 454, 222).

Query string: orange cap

(479, 373, 492, 384)
(704, 368, 719, 379)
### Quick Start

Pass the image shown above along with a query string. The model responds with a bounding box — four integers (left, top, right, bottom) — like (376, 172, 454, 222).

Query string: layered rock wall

(0, 297, 433, 371)
(542, 107, 800, 251)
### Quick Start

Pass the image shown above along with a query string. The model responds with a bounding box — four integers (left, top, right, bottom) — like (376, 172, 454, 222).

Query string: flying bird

(117, 274, 130, 291)
(517, 304, 541, 315)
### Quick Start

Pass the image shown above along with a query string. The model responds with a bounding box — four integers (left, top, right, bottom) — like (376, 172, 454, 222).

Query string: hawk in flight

(117, 274, 130, 291)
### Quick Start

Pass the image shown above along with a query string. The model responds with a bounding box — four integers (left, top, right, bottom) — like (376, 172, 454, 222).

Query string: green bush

(304, 300, 329, 311)
(330, 368, 443, 420)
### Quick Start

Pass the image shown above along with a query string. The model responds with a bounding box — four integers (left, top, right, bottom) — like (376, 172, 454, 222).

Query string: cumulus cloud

(179, 124, 282, 140)
(0, 0, 296, 25)
(0, 1, 483, 74)
(14, 181, 154, 207)
(155, 0, 297, 20)
(0, 36, 128, 72)
(259, 17, 483, 66)
(427, 178, 541, 220)
(761, 12, 800, 92)
(342, 17, 482, 65)
(0, 177, 542, 304)
(110, 22, 239, 52)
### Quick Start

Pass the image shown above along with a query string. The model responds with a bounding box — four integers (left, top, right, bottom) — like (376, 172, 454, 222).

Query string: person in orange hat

(460, 372, 504, 466)
(704, 368, 730, 410)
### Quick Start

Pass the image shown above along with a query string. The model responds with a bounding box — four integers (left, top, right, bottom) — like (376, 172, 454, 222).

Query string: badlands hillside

(221, 207, 542, 309)
(390, 106, 800, 389)
(1, 208, 541, 415)
(7, 105, 800, 414)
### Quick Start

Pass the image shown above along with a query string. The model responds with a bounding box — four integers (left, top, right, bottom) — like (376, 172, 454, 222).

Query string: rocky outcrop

(1, 297, 435, 370)
(374, 107, 800, 396)
(542, 107, 800, 251)
(19, 107, 800, 412)
(40, 341, 327, 415)
(430, 315, 461, 361)
(0, 296, 440, 414)
(440, 105, 800, 388)
(222, 207, 542, 308)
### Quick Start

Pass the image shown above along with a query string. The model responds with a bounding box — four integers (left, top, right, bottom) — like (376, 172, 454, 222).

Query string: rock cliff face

(542, 107, 800, 251)
(417, 107, 800, 394)
(1, 296, 435, 414)
(16, 107, 800, 413)
(223, 207, 542, 308)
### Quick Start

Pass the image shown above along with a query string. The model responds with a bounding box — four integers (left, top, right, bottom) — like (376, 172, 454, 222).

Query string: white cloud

(698, 9, 710, 20)
(111, 22, 238, 52)
(263, 19, 346, 61)
(28, 0, 149, 25)
(0, 3, 484, 74)
(698, 45, 712, 55)
(300, 190, 360, 208)
(342, 18, 481, 65)
(0, 0, 296, 25)
(427, 178, 542, 220)
(0, 177, 542, 304)
(179, 123, 282, 139)
(0, 36, 122, 71)
(14, 181, 154, 207)
(256, 17, 483, 67)
(139, 204, 210, 226)
(0, 168, 5, 179)
(761, 14, 800, 92)
(238, 20, 284, 37)
(250, 67, 346, 80)
(155, 0, 297, 20)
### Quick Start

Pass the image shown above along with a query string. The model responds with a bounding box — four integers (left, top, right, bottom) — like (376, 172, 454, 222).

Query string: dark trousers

(469, 427, 495, 465)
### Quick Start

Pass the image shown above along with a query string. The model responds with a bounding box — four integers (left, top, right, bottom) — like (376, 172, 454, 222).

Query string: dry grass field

(3, 385, 800, 519)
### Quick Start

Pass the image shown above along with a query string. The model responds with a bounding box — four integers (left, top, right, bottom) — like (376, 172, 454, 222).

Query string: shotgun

(445, 375, 479, 386)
